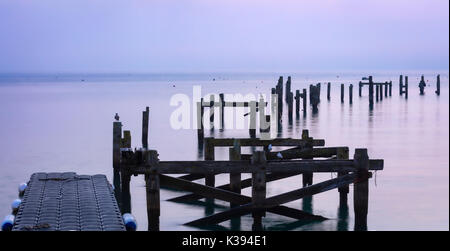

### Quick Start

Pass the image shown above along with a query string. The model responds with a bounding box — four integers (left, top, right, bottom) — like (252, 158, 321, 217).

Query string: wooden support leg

(251, 151, 266, 231)
(359, 81, 362, 97)
(197, 99, 204, 144)
(204, 138, 215, 213)
(337, 148, 350, 206)
(349, 84, 353, 104)
(229, 141, 241, 208)
(327, 82, 331, 100)
(120, 171, 132, 214)
(353, 149, 369, 231)
(145, 150, 160, 231)
(249, 101, 257, 138)
(209, 95, 215, 130)
(301, 130, 313, 187)
(341, 83, 344, 103)
(113, 120, 122, 207)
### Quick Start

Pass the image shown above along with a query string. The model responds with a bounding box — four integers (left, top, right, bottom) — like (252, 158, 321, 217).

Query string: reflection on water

(0, 72, 448, 231)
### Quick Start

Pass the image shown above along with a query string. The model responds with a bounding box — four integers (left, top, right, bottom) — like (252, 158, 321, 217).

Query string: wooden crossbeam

(241, 147, 347, 160)
(207, 138, 325, 147)
(185, 172, 359, 226)
(160, 175, 326, 222)
(123, 159, 383, 174)
(200, 101, 268, 108)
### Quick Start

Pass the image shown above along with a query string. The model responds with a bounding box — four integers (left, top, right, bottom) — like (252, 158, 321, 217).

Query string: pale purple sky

(0, 0, 448, 73)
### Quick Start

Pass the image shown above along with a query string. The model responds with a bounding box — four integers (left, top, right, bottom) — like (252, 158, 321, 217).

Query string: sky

(0, 0, 448, 73)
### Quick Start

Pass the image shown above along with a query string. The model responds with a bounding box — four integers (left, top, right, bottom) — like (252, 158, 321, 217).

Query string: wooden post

(389, 81, 392, 96)
(229, 141, 241, 208)
(142, 107, 149, 149)
(353, 148, 369, 231)
(327, 82, 331, 100)
(317, 83, 321, 102)
(302, 88, 307, 115)
(349, 84, 353, 104)
(368, 76, 374, 106)
(113, 118, 122, 207)
(384, 82, 388, 97)
(436, 75, 440, 95)
(419, 75, 426, 95)
(249, 101, 257, 138)
(288, 92, 293, 123)
(337, 148, 350, 206)
(120, 169, 131, 214)
(271, 88, 279, 131)
(302, 130, 313, 187)
(341, 83, 344, 103)
(399, 75, 403, 96)
(122, 130, 131, 148)
(197, 99, 204, 143)
(295, 90, 300, 116)
(359, 81, 362, 97)
(259, 98, 270, 136)
(145, 150, 160, 231)
(278, 76, 283, 103)
(375, 84, 379, 102)
(251, 151, 267, 231)
(405, 76, 409, 99)
(379, 84, 383, 101)
(285, 76, 291, 102)
(219, 93, 225, 129)
(204, 138, 215, 213)
(209, 95, 215, 130)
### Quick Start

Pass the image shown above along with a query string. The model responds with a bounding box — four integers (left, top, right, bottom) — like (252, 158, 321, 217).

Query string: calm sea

(0, 72, 448, 231)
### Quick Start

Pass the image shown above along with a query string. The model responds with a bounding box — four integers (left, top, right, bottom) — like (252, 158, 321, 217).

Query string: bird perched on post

(114, 113, 120, 121)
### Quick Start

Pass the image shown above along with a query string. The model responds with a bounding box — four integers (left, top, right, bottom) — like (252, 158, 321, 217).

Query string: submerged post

(145, 150, 160, 231)
(209, 95, 215, 130)
(341, 83, 344, 103)
(369, 76, 374, 106)
(285, 76, 291, 102)
(302, 88, 307, 115)
(327, 82, 331, 100)
(399, 75, 403, 96)
(251, 151, 267, 231)
(219, 93, 225, 129)
(379, 84, 383, 101)
(389, 81, 392, 96)
(419, 75, 426, 95)
(353, 148, 369, 231)
(375, 84, 379, 102)
(349, 84, 353, 104)
(359, 81, 362, 97)
(142, 107, 149, 149)
(249, 101, 257, 138)
(405, 76, 409, 99)
(288, 92, 293, 123)
(302, 130, 313, 187)
(436, 75, 440, 95)
(120, 169, 132, 214)
(384, 82, 388, 97)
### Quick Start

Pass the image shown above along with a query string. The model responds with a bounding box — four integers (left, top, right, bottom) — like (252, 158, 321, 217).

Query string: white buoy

(11, 199, 21, 214)
(1, 215, 15, 231)
(122, 213, 137, 231)
(18, 183, 27, 197)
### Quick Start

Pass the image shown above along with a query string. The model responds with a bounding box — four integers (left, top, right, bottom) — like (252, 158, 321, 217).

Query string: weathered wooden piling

(375, 84, 379, 102)
(287, 92, 293, 122)
(249, 101, 257, 138)
(120, 169, 132, 214)
(302, 130, 313, 187)
(251, 151, 267, 230)
(379, 84, 383, 101)
(419, 75, 426, 95)
(229, 141, 241, 208)
(389, 81, 392, 96)
(142, 107, 149, 149)
(209, 95, 215, 130)
(436, 75, 440, 95)
(285, 76, 291, 103)
(353, 149, 369, 231)
(197, 98, 204, 143)
(399, 75, 403, 96)
(327, 82, 331, 101)
(310, 85, 320, 112)
(359, 81, 362, 97)
(317, 83, 321, 102)
(113, 118, 122, 206)
(368, 76, 374, 106)
(341, 84, 344, 103)
(302, 89, 307, 115)
(204, 138, 216, 193)
(219, 93, 225, 129)
(349, 84, 353, 104)
(405, 76, 409, 99)
(145, 150, 160, 231)
(295, 90, 300, 116)
(337, 147, 350, 206)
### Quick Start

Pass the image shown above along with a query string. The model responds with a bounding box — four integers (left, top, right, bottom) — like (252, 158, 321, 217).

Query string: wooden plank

(185, 173, 357, 226)
(209, 138, 325, 147)
(123, 159, 383, 174)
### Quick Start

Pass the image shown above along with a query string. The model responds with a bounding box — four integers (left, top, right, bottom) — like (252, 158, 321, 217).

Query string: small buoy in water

(11, 199, 21, 214)
(1, 215, 14, 231)
(276, 152, 283, 159)
(18, 183, 27, 197)
(267, 144, 273, 152)
(122, 213, 137, 231)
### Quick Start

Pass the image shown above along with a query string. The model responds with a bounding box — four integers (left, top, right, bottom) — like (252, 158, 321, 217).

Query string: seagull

(114, 113, 120, 121)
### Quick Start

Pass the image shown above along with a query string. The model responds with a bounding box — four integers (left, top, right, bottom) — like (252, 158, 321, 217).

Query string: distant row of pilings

(196, 74, 442, 140)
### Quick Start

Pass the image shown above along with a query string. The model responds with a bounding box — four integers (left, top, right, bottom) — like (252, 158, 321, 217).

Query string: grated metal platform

(13, 172, 125, 231)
